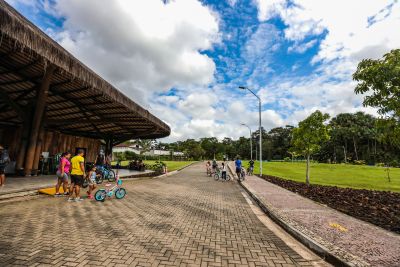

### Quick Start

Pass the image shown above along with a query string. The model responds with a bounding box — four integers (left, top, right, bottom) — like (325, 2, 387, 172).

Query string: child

(221, 162, 227, 181)
(87, 165, 97, 199)
(206, 161, 211, 176)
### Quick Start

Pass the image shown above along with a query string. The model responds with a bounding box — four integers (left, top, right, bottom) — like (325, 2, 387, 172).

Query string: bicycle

(237, 167, 246, 182)
(214, 168, 231, 181)
(96, 164, 116, 183)
(94, 179, 126, 202)
(247, 165, 254, 176)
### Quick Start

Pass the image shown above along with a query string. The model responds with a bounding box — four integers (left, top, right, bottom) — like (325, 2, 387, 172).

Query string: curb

(226, 163, 362, 267)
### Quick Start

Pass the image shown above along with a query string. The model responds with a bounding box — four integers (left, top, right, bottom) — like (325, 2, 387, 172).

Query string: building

(0, 1, 170, 175)
(112, 144, 184, 158)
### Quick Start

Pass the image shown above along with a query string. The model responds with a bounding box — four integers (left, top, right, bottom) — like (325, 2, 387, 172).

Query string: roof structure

(0, 0, 170, 143)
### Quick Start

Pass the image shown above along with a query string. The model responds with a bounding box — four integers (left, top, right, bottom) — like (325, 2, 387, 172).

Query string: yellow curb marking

(329, 222, 348, 232)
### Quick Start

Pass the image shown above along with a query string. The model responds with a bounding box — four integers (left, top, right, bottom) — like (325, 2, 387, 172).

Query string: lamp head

(238, 86, 246, 90)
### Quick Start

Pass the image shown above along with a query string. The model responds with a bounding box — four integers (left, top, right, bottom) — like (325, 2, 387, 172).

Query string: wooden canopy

(0, 0, 171, 144)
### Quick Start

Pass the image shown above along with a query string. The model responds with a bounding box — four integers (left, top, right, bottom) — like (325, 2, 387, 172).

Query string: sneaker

(54, 193, 61, 197)
(89, 194, 94, 200)
(67, 198, 75, 202)
(75, 197, 83, 202)
(63, 192, 69, 196)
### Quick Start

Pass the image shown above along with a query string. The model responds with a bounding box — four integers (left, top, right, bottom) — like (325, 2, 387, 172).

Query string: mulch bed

(260, 175, 400, 234)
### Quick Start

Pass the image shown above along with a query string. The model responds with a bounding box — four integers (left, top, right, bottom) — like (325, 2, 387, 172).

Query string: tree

(291, 111, 330, 185)
(354, 49, 400, 120)
(135, 139, 152, 160)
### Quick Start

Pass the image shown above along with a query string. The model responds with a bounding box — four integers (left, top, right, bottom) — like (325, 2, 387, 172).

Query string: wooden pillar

(105, 137, 113, 159)
(32, 125, 45, 175)
(24, 65, 55, 175)
(16, 106, 33, 174)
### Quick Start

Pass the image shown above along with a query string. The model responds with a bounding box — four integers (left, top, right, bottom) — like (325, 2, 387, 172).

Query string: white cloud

(256, 0, 400, 63)
(288, 39, 317, 54)
(255, 0, 286, 21)
(51, 0, 219, 104)
(253, 0, 399, 126)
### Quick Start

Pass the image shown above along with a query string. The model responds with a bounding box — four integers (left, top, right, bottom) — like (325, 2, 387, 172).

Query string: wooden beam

(0, 60, 40, 75)
(24, 64, 56, 175)
(0, 89, 25, 119)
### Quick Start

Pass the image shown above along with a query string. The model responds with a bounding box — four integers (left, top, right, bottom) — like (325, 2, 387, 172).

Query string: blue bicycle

(96, 165, 116, 183)
(95, 179, 126, 202)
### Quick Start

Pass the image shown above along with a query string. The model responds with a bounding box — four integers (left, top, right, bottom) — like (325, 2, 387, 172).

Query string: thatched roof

(0, 0, 170, 142)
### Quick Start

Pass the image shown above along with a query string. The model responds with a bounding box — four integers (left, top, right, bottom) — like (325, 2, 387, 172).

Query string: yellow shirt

(70, 155, 85, 175)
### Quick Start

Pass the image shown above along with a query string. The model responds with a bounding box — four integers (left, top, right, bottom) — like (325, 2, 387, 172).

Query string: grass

(243, 161, 400, 192)
(112, 160, 196, 172)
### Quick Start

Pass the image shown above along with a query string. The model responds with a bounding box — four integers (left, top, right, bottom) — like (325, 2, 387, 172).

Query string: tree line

(158, 111, 399, 165)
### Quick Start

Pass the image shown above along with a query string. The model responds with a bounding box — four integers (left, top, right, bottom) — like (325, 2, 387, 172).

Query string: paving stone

(0, 163, 315, 266)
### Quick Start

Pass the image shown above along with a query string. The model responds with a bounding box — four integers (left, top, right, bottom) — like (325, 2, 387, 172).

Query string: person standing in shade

(0, 145, 10, 186)
(68, 149, 85, 202)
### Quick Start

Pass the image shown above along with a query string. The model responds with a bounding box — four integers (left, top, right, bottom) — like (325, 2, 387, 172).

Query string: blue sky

(7, 0, 400, 141)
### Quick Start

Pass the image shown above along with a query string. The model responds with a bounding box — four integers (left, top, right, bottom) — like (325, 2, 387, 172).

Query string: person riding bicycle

(235, 157, 242, 177)
(248, 159, 254, 175)
(212, 159, 218, 173)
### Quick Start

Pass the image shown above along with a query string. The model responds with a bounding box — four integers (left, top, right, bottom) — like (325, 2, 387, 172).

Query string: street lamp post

(241, 123, 252, 160)
(239, 86, 262, 176)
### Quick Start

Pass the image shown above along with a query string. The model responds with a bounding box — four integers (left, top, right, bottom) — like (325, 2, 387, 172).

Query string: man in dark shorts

(0, 145, 10, 186)
(235, 157, 242, 177)
(68, 149, 85, 202)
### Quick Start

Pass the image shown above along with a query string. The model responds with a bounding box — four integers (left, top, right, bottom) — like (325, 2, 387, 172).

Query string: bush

(389, 159, 399, 168)
(376, 162, 385, 167)
(283, 157, 291, 162)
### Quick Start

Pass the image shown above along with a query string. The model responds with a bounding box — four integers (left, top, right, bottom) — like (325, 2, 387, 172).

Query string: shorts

(235, 167, 241, 173)
(89, 179, 96, 185)
(0, 166, 5, 175)
(71, 175, 84, 187)
(56, 170, 69, 182)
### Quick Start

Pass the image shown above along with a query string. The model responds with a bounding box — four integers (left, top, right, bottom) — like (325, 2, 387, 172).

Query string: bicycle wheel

(96, 175, 103, 184)
(226, 174, 231, 181)
(107, 170, 116, 182)
(82, 179, 89, 188)
(95, 189, 106, 202)
(115, 188, 126, 199)
(214, 173, 219, 181)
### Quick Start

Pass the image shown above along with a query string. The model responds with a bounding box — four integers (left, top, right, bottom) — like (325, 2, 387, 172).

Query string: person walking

(68, 149, 85, 202)
(0, 145, 10, 186)
(55, 152, 71, 196)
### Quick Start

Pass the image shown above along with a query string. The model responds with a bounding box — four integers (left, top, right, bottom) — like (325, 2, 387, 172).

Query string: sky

(7, 0, 400, 142)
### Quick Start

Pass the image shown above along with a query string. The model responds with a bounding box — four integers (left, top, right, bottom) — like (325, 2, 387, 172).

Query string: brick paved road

(0, 163, 315, 266)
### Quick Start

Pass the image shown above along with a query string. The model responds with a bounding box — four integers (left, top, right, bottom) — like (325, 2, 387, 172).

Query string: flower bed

(261, 175, 400, 234)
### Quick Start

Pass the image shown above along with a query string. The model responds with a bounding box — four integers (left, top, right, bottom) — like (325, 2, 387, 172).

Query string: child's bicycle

(94, 179, 126, 202)
(214, 168, 231, 181)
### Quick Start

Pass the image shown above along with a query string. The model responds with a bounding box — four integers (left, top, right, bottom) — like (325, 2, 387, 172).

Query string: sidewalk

(227, 163, 400, 266)
(0, 169, 154, 200)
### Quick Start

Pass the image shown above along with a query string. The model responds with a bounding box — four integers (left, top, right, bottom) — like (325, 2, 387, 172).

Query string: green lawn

(113, 160, 196, 172)
(244, 161, 400, 192)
